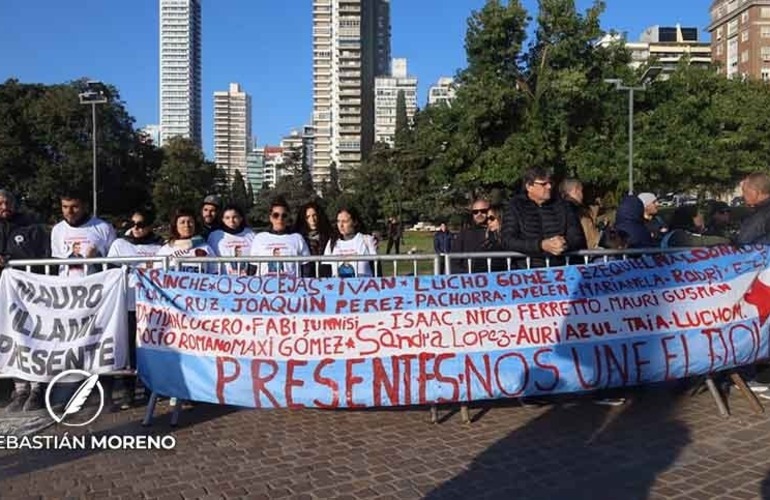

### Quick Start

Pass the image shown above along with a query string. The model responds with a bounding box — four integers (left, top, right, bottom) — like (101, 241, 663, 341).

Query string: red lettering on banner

(400, 354, 417, 406)
(434, 354, 459, 403)
(533, 348, 559, 392)
(312, 359, 339, 409)
(493, 353, 528, 397)
(417, 353, 436, 404)
(215, 356, 240, 405)
(571, 347, 602, 390)
(604, 344, 629, 385)
(285, 359, 307, 410)
(251, 359, 279, 408)
(372, 357, 400, 406)
(345, 358, 366, 409)
(681, 334, 690, 378)
(464, 355, 493, 400)
(661, 336, 677, 381)
(632, 341, 650, 383)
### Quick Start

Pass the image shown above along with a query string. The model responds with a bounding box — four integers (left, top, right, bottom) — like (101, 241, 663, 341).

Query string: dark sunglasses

(271, 212, 289, 220)
(532, 180, 552, 187)
(472, 209, 489, 215)
(487, 216, 497, 222)
(130, 221, 148, 229)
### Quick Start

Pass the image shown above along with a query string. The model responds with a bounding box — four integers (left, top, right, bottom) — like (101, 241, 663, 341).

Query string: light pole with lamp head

(604, 66, 662, 195)
(78, 81, 108, 217)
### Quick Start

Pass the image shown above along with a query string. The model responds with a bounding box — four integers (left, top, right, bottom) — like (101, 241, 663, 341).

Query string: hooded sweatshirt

(614, 195, 654, 249)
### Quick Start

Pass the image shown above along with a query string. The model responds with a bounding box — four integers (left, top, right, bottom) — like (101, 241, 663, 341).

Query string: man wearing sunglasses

(501, 167, 585, 268)
(450, 198, 503, 273)
(249, 196, 309, 276)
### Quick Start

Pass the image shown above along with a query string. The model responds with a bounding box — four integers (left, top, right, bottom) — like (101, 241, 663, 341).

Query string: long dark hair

(328, 206, 366, 253)
(169, 208, 198, 241)
(293, 201, 332, 255)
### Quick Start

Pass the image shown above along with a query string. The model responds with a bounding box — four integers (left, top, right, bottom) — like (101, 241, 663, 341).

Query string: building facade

(374, 58, 418, 146)
(709, 0, 770, 80)
(214, 83, 252, 180)
(311, 0, 391, 186)
(245, 149, 265, 191)
(597, 25, 711, 75)
(427, 77, 457, 107)
(159, 0, 202, 147)
(139, 124, 162, 146)
(263, 146, 285, 189)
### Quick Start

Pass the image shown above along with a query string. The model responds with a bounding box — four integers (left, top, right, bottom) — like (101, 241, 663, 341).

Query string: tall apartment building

(311, 0, 391, 186)
(245, 148, 265, 191)
(263, 146, 285, 188)
(427, 77, 457, 107)
(159, 0, 202, 147)
(214, 83, 252, 180)
(139, 124, 162, 146)
(374, 58, 418, 146)
(709, 0, 770, 80)
(596, 25, 711, 75)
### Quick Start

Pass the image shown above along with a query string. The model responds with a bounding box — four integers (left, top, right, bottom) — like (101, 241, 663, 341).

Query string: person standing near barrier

(500, 168, 586, 268)
(324, 206, 376, 278)
(207, 204, 254, 276)
(614, 194, 655, 249)
(200, 194, 221, 240)
(638, 192, 668, 242)
(450, 198, 502, 273)
(106, 208, 163, 409)
(433, 222, 453, 257)
(560, 178, 600, 249)
(660, 206, 729, 248)
(156, 208, 217, 273)
(294, 201, 333, 278)
(0, 189, 52, 413)
(736, 172, 770, 245)
(51, 191, 116, 278)
(385, 216, 402, 254)
(249, 196, 309, 277)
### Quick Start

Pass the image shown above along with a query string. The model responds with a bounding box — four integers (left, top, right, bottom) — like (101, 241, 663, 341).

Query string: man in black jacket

(737, 172, 770, 245)
(450, 198, 504, 273)
(501, 168, 586, 268)
(0, 189, 51, 413)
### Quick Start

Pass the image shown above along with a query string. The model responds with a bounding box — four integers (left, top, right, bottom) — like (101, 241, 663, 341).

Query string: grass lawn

(375, 230, 438, 276)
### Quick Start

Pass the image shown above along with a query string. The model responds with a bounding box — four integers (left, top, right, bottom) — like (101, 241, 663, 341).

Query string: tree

(394, 90, 409, 147)
(246, 182, 255, 209)
(230, 169, 250, 209)
(152, 137, 218, 222)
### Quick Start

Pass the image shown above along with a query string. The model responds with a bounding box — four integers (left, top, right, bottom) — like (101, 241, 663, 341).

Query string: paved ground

(1, 383, 770, 500)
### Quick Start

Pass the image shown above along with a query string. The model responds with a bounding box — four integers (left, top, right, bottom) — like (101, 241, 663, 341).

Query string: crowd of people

(2, 168, 770, 412)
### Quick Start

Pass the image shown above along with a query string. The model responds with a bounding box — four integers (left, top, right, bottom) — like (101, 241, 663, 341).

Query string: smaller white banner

(0, 268, 128, 382)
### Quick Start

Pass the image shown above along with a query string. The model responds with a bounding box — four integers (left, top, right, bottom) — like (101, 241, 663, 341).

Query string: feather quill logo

(45, 369, 105, 427)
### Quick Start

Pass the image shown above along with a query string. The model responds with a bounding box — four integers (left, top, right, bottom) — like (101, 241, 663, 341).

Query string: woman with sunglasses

(107, 208, 164, 409)
(324, 206, 376, 278)
(207, 204, 254, 275)
(249, 197, 309, 276)
(293, 201, 333, 277)
(156, 208, 217, 273)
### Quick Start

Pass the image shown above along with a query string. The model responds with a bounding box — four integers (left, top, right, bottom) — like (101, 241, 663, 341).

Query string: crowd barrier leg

(460, 404, 470, 424)
(729, 371, 765, 414)
(170, 398, 181, 427)
(141, 392, 159, 427)
(429, 404, 438, 424)
(705, 376, 730, 418)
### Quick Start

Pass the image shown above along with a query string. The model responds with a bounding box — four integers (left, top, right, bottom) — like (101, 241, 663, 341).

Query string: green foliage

(230, 169, 250, 209)
(394, 90, 409, 147)
(151, 137, 218, 222)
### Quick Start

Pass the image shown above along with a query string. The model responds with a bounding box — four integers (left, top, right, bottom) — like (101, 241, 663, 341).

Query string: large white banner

(0, 268, 128, 382)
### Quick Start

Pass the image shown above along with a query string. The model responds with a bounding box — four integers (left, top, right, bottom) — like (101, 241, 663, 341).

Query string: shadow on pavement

(425, 387, 690, 500)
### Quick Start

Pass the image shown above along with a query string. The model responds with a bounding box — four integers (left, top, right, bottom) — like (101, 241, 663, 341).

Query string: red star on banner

(744, 275, 770, 325)
(346, 339, 356, 349)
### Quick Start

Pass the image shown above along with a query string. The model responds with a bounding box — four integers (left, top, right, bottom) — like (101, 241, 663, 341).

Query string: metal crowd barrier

(0, 247, 726, 426)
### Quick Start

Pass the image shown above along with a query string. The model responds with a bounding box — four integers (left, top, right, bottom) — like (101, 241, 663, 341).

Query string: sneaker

(22, 389, 44, 412)
(594, 398, 626, 406)
(746, 380, 769, 393)
(5, 391, 29, 413)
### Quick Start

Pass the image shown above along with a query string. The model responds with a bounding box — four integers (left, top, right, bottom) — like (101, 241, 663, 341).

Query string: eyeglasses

(532, 180, 552, 187)
(487, 216, 497, 222)
(472, 209, 489, 215)
(271, 212, 289, 220)
(131, 221, 148, 229)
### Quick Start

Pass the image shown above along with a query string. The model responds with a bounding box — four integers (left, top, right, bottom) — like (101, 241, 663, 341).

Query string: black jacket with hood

(614, 195, 655, 249)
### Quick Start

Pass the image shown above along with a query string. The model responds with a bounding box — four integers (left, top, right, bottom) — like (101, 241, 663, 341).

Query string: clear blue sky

(0, 0, 709, 159)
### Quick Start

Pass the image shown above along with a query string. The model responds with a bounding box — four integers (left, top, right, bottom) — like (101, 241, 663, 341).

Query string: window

(728, 19, 739, 36)
(717, 43, 724, 56)
(743, 30, 750, 42)
(763, 26, 770, 38)
(717, 26, 724, 40)
(741, 12, 749, 23)
(762, 46, 770, 60)
(763, 7, 770, 17)
(742, 50, 749, 62)
(762, 68, 770, 81)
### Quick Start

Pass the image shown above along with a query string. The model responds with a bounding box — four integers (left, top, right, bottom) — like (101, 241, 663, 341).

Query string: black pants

(386, 238, 400, 254)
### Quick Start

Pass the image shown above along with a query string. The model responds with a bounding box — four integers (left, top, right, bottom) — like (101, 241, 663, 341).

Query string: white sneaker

(746, 381, 769, 393)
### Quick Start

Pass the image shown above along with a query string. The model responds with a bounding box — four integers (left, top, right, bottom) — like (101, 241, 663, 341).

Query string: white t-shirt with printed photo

(249, 232, 309, 277)
(108, 237, 164, 310)
(324, 233, 375, 278)
(207, 228, 255, 276)
(51, 217, 117, 277)
(156, 238, 217, 274)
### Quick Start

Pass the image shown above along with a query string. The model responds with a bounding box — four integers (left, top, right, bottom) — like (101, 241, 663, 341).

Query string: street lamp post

(78, 81, 108, 217)
(604, 67, 662, 195)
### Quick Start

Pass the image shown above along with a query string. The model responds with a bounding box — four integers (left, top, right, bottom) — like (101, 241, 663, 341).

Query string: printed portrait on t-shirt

(267, 245, 286, 274)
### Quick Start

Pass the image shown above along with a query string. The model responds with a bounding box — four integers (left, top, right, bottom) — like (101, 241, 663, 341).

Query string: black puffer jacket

(501, 195, 586, 267)
(737, 198, 770, 245)
(0, 213, 50, 269)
